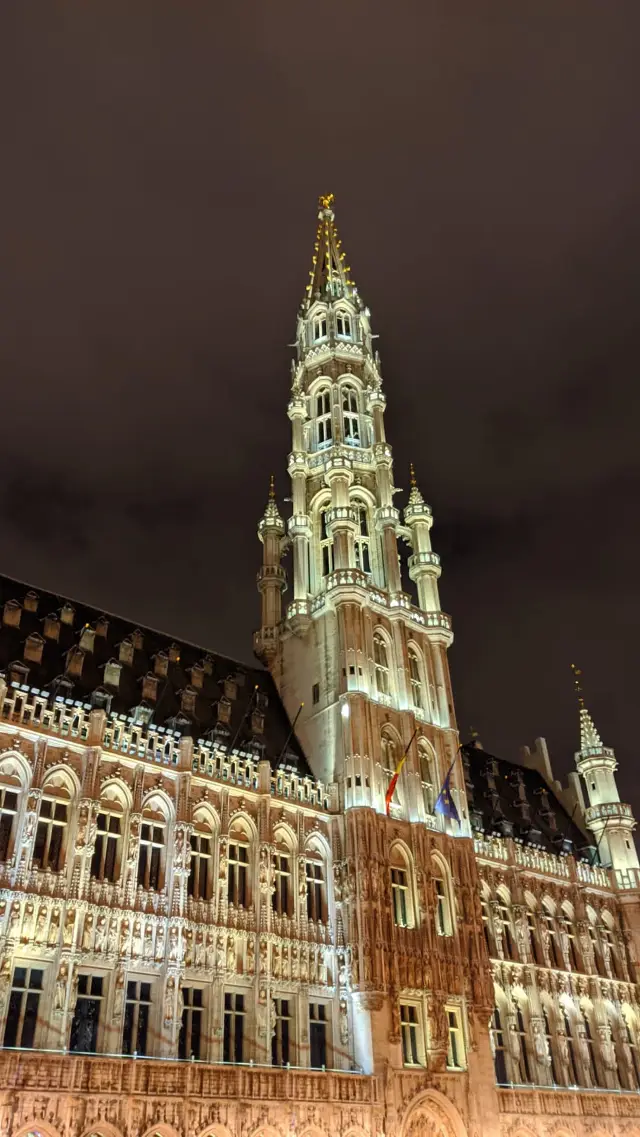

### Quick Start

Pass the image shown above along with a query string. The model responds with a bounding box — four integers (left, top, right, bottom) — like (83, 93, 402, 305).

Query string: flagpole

(385, 727, 419, 816)
(277, 702, 305, 766)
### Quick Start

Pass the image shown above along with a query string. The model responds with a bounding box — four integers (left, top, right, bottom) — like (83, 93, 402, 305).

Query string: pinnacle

(408, 463, 425, 506)
(262, 475, 282, 523)
(579, 706, 603, 752)
(304, 193, 358, 307)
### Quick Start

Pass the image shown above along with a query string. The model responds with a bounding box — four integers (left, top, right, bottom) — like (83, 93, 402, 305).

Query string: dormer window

(224, 678, 237, 701)
(316, 389, 332, 449)
(202, 655, 214, 676)
(95, 616, 109, 637)
(24, 591, 39, 613)
(154, 652, 169, 678)
(66, 648, 85, 678)
(79, 626, 95, 652)
(251, 710, 265, 735)
(44, 615, 60, 642)
(181, 687, 197, 715)
(217, 697, 232, 725)
(24, 633, 45, 664)
(9, 660, 30, 685)
(190, 663, 204, 690)
(142, 674, 159, 701)
(104, 660, 122, 689)
(60, 603, 75, 626)
(168, 643, 181, 664)
(119, 638, 134, 665)
(131, 629, 144, 651)
(336, 310, 352, 338)
(3, 600, 21, 628)
(313, 314, 328, 342)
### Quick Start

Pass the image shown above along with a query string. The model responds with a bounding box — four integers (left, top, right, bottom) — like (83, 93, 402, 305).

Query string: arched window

(336, 310, 351, 337)
(601, 910, 622, 978)
(315, 388, 332, 448)
(480, 885, 495, 956)
(418, 739, 437, 814)
(373, 632, 390, 697)
(91, 796, 124, 883)
(424, 644, 438, 724)
(138, 797, 169, 891)
(0, 770, 20, 862)
(190, 810, 215, 900)
(496, 890, 516, 960)
(272, 828, 294, 917)
(305, 837, 328, 924)
(352, 499, 371, 574)
(342, 385, 360, 445)
(228, 818, 252, 907)
(525, 896, 542, 965)
(432, 855, 453, 936)
(313, 312, 327, 341)
(408, 646, 425, 715)
(33, 780, 71, 871)
(319, 505, 334, 578)
(390, 843, 415, 928)
(490, 1005, 508, 1083)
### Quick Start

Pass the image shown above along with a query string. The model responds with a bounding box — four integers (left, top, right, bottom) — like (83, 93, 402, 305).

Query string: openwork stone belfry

(0, 198, 639, 1137)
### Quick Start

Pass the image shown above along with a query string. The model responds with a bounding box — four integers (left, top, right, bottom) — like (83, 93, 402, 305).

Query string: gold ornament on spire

(269, 473, 275, 501)
(410, 462, 417, 488)
(304, 193, 358, 304)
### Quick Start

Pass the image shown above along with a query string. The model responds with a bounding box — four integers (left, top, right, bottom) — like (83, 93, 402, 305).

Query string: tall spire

(571, 664, 604, 752)
(304, 194, 358, 308)
(408, 462, 424, 507)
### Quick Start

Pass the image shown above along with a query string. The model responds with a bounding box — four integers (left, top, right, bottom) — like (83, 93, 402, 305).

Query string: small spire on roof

(261, 473, 282, 526)
(408, 462, 424, 506)
(304, 193, 358, 307)
(571, 664, 604, 752)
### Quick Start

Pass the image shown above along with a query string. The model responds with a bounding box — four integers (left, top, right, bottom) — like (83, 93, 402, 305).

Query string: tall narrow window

(70, 975, 103, 1053)
(602, 922, 621, 978)
(138, 816, 165, 890)
(543, 1007, 559, 1084)
(434, 877, 451, 936)
(336, 310, 351, 337)
(490, 1008, 508, 1083)
(408, 648, 425, 714)
(400, 1003, 422, 1066)
(527, 909, 541, 964)
(419, 743, 436, 813)
(3, 966, 43, 1049)
(0, 782, 18, 861)
(91, 806, 122, 883)
(228, 842, 249, 906)
(272, 997, 291, 1065)
(313, 314, 327, 341)
(309, 1003, 328, 1068)
(560, 911, 578, 970)
(391, 866, 409, 927)
(342, 386, 360, 445)
(563, 1009, 580, 1085)
(223, 993, 245, 1062)
(583, 1015, 601, 1086)
(320, 507, 334, 578)
(122, 981, 151, 1056)
(481, 897, 494, 955)
(316, 389, 332, 448)
(306, 860, 325, 923)
(498, 901, 516, 960)
(33, 790, 69, 871)
(272, 852, 291, 916)
(515, 1007, 532, 1083)
(189, 826, 213, 900)
(446, 1006, 465, 1069)
(179, 987, 203, 1060)
(543, 904, 563, 968)
(373, 633, 390, 697)
(353, 501, 371, 574)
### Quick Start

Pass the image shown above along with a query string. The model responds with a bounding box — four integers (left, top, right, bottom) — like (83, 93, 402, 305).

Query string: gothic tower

(255, 193, 464, 826)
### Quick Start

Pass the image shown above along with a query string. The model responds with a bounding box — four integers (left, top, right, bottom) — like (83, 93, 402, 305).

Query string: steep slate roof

(0, 574, 312, 777)
(461, 741, 598, 863)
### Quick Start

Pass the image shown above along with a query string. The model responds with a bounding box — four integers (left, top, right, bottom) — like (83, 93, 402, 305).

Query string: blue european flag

(434, 764, 460, 821)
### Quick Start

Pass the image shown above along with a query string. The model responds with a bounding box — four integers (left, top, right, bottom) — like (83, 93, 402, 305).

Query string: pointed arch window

(496, 896, 516, 960)
(316, 389, 332, 448)
(313, 313, 328, 341)
(419, 741, 437, 814)
(390, 844, 415, 928)
(138, 804, 167, 891)
(490, 1007, 508, 1083)
(190, 813, 214, 900)
(33, 785, 70, 871)
(352, 500, 371, 574)
(0, 776, 19, 862)
(342, 385, 360, 446)
(336, 310, 351, 338)
(319, 505, 334, 578)
(408, 647, 425, 715)
(91, 801, 123, 883)
(373, 632, 390, 697)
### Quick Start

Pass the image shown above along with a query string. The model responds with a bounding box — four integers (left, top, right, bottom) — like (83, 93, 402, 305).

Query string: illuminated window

(189, 822, 213, 900)
(353, 500, 371, 573)
(391, 866, 409, 927)
(342, 385, 360, 445)
(446, 1005, 465, 1069)
(497, 900, 516, 960)
(138, 812, 166, 890)
(0, 780, 19, 861)
(336, 310, 351, 337)
(434, 877, 452, 936)
(408, 647, 425, 714)
(306, 860, 325, 922)
(514, 1006, 533, 1083)
(373, 633, 390, 697)
(320, 506, 334, 577)
(316, 389, 332, 448)
(400, 1003, 423, 1066)
(272, 852, 291, 916)
(313, 314, 327, 341)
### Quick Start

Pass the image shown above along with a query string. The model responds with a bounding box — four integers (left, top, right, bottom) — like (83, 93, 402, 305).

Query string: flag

(435, 759, 460, 821)
(385, 728, 418, 816)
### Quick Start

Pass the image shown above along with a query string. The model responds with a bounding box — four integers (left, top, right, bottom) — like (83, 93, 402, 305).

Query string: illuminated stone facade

(1, 196, 640, 1137)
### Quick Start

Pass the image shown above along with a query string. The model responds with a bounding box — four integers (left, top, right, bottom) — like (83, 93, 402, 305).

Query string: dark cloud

(1, 0, 639, 809)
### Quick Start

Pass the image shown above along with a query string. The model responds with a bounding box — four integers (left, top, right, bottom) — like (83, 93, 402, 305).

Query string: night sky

(1, 4, 639, 810)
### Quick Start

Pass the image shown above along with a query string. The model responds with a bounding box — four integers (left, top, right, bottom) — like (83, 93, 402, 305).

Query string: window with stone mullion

(0, 785, 18, 861)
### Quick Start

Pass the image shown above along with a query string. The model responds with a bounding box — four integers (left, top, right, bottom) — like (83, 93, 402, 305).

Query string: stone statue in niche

(34, 905, 48, 945)
(155, 922, 166, 962)
(143, 923, 154, 961)
(113, 967, 125, 1020)
(164, 975, 176, 1025)
(62, 909, 76, 947)
(227, 936, 235, 972)
(54, 961, 69, 1015)
(246, 937, 256, 976)
(82, 913, 94, 952)
(131, 919, 143, 959)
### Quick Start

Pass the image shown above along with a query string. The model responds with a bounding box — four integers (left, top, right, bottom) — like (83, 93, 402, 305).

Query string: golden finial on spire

(268, 474, 275, 501)
(571, 663, 585, 709)
(410, 462, 417, 488)
(318, 193, 335, 211)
